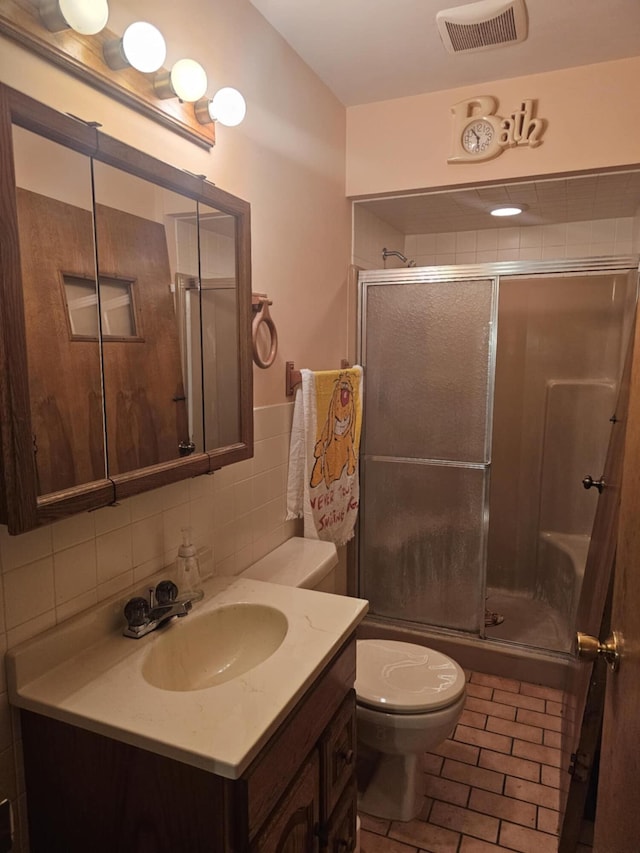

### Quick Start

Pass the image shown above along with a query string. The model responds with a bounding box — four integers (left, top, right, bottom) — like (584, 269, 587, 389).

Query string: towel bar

(285, 359, 351, 397)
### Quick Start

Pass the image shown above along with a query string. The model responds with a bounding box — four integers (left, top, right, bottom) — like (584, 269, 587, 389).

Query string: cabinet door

(320, 691, 356, 819)
(325, 780, 358, 853)
(252, 749, 320, 853)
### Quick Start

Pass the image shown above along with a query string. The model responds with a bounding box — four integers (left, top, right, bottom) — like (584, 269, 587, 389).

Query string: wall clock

(461, 119, 495, 155)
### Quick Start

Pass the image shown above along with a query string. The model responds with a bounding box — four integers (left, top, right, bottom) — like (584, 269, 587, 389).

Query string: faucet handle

(155, 579, 179, 605)
(124, 596, 150, 628)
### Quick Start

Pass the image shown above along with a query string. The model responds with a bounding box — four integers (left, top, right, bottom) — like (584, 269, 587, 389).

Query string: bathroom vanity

(7, 576, 367, 852)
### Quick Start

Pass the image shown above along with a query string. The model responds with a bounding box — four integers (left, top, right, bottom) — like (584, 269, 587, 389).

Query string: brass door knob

(576, 631, 621, 672)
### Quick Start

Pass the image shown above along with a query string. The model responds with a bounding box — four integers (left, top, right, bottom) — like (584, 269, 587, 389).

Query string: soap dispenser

(176, 527, 203, 600)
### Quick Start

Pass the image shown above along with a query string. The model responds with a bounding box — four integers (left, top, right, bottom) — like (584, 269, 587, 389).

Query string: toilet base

(358, 749, 423, 822)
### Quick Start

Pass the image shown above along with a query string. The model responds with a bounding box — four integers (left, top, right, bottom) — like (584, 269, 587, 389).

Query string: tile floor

(359, 670, 594, 853)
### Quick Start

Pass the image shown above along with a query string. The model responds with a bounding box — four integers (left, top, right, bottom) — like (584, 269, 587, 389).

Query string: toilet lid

(355, 639, 466, 713)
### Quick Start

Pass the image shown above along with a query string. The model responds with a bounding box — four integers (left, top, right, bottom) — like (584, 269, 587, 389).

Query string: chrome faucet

(123, 580, 203, 638)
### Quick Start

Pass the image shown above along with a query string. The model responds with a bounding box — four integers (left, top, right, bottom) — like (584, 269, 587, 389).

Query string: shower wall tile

(353, 204, 404, 269)
(401, 215, 637, 267)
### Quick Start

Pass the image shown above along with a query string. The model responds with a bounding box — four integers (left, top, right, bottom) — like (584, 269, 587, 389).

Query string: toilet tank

(240, 538, 338, 592)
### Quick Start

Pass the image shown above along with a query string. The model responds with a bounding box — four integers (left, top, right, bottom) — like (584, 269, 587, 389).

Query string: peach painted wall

(0, 2, 349, 847)
(0, 0, 351, 408)
(346, 57, 640, 197)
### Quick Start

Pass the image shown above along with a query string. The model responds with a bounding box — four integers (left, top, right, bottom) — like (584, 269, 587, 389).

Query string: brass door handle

(576, 631, 621, 672)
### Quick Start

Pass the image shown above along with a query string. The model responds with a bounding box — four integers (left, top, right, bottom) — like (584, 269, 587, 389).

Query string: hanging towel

(287, 366, 363, 546)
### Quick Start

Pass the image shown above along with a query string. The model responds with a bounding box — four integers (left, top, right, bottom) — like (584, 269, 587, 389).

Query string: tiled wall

(353, 204, 405, 270)
(404, 217, 636, 266)
(353, 207, 640, 270)
(0, 401, 297, 851)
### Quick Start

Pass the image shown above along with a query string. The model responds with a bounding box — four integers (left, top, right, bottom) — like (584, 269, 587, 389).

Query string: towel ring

(252, 294, 278, 369)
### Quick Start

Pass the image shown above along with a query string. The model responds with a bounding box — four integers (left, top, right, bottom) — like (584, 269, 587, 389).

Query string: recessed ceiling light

(490, 205, 524, 217)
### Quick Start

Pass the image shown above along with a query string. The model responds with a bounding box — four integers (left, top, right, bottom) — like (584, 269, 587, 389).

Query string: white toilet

(240, 537, 466, 822)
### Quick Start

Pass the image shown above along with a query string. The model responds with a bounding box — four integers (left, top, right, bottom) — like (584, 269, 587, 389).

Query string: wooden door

(591, 305, 640, 850)
(559, 321, 634, 849)
(95, 204, 190, 475)
(16, 189, 106, 495)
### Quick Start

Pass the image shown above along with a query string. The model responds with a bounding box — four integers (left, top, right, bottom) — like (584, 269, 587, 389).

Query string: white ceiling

(249, 0, 640, 107)
(249, 0, 640, 234)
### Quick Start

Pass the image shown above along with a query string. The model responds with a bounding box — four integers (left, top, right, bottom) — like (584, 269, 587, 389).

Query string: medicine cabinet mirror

(0, 84, 252, 534)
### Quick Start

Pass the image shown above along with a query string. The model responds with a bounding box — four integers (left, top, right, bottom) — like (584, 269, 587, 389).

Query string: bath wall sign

(448, 96, 546, 163)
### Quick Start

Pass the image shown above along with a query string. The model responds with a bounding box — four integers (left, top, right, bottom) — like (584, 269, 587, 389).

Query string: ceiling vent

(436, 0, 528, 54)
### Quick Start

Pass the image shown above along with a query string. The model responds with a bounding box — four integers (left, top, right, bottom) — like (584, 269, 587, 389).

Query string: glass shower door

(359, 275, 497, 634)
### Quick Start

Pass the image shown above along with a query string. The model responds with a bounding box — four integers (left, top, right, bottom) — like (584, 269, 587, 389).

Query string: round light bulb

(58, 0, 109, 34)
(121, 22, 166, 73)
(209, 87, 247, 127)
(170, 59, 208, 102)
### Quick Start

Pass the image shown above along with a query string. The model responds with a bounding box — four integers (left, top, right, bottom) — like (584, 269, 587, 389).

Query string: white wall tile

(96, 528, 133, 585)
(498, 228, 520, 250)
(3, 557, 55, 630)
(52, 514, 96, 552)
(0, 525, 52, 573)
(93, 502, 132, 536)
(131, 514, 164, 566)
(54, 541, 98, 605)
(477, 230, 498, 251)
(436, 232, 456, 253)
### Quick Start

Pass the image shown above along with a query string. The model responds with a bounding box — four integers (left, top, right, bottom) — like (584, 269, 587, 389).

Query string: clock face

(462, 120, 495, 154)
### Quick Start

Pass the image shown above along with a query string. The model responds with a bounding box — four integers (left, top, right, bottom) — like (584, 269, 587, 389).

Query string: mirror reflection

(12, 122, 245, 498)
(92, 162, 199, 475)
(12, 126, 106, 496)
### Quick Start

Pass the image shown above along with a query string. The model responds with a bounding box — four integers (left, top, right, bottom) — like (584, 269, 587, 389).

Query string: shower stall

(357, 257, 638, 671)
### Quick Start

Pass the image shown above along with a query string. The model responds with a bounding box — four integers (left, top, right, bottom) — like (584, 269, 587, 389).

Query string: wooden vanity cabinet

(20, 636, 358, 853)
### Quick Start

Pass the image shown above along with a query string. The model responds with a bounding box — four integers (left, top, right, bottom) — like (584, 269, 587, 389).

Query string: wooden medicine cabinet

(0, 84, 253, 534)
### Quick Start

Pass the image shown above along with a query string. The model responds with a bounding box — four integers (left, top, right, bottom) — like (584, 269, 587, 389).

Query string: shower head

(382, 247, 417, 268)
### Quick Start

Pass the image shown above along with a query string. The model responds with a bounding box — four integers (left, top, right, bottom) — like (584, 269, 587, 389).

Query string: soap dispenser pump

(176, 527, 203, 600)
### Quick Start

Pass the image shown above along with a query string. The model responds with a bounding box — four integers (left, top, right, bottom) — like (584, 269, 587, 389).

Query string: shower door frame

(357, 254, 640, 653)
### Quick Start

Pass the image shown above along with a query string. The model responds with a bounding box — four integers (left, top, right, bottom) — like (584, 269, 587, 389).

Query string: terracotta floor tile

(519, 683, 564, 703)
(455, 724, 512, 755)
(478, 748, 540, 783)
(470, 673, 521, 693)
(429, 800, 499, 843)
(424, 772, 470, 808)
(388, 817, 461, 853)
(360, 830, 418, 853)
(441, 759, 504, 794)
(465, 696, 517, 722)
(516, 708, 563, 733)
(491, 689, 546, 713)
(460, 709, 488, 729)
(468, 787, 537, 828)
(499, 820, 559, 853)
(465, 682, 494, 701)
(360, 813, 391, 836)
(458, 838, 514, 852)
(543, 729, 561, 750)
(430, 740, 480, 766)
(537, 806, 560, 834)
(504, 776, 560, 810)
(422, 752, 444, 775)
(540, 764, 563, 789)
(512, 739, 562, 769)
(357, 671, 567, 853)
(545, 700, 564, 717)
(486, 716, 543, 745)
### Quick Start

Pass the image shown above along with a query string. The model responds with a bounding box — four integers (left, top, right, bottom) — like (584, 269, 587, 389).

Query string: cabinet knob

(339, 748, 354, 766)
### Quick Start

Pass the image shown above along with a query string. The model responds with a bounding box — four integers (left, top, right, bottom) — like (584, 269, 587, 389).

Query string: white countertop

(6, 575, 368, 779)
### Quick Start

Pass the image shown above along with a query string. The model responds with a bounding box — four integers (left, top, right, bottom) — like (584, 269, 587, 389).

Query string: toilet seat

(355, 639, 466, 714)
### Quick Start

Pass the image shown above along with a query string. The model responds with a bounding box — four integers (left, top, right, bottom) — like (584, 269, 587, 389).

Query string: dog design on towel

(310, 372, 358, 488)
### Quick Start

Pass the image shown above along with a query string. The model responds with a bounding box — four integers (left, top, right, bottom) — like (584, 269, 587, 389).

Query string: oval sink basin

(142, 603, 288, 692)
